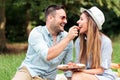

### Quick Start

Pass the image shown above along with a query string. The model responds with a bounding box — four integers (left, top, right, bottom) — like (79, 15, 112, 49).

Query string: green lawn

(0, 36, 120, 80)
(0, 53, 25, 80)
(112, 41, 120, 63)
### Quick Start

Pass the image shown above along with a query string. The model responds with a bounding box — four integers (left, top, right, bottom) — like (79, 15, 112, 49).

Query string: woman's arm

(81, 67, 104, 75)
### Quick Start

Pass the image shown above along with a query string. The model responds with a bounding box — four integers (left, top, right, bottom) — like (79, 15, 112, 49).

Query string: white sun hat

(80, 6, 105, 30)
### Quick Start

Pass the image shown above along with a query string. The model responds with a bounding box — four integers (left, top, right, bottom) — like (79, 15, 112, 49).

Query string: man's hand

(67, 26, 79, 40)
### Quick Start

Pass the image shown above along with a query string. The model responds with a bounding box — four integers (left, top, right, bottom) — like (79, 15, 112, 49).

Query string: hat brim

(80, 7, 102, 30)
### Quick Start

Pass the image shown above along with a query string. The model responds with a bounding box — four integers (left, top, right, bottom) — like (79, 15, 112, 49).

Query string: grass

(0, 35, 120, 80)
(0, 53, 25, 80)
(112, 37, 120, 63)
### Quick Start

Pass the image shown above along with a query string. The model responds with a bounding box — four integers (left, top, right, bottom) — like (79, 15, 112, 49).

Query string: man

(12, 5, 78, 80)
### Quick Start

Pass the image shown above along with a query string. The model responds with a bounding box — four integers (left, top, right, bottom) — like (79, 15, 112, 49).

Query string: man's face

(51, 9, 67, 33)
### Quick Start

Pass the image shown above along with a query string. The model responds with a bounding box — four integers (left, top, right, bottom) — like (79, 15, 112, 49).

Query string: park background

(0, 0, 120, 80)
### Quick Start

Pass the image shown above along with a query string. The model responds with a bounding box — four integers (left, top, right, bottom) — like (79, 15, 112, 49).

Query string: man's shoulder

(33, 25, 45, 29)
(31, 25, 45, 32)
(29, 26, 45, 36)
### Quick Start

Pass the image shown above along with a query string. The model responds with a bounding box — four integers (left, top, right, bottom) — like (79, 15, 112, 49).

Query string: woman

(72, 6, 116, 80)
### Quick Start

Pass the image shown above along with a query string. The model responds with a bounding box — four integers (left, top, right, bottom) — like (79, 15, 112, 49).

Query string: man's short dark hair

(44, 5, 65, 20)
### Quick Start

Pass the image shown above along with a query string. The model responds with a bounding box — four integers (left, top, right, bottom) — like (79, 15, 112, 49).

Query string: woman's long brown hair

(79, 11, 102, 69)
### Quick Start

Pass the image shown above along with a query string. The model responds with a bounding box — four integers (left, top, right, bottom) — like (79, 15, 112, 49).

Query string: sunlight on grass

(112, 42, 120, 63)
(0, 53, 25, 80)
(112, 35, 120, 63)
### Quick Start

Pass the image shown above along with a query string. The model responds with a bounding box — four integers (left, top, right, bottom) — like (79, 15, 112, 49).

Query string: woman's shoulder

(101, 34, 112, 44)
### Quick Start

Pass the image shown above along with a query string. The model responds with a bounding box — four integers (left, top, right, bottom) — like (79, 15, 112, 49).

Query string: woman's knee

(71, 72, 83, 80)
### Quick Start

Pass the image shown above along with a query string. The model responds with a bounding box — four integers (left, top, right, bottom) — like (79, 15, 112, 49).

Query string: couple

(12, 5, 116, 80)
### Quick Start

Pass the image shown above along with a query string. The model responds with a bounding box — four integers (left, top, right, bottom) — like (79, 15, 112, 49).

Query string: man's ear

(47, 14, 54, 21)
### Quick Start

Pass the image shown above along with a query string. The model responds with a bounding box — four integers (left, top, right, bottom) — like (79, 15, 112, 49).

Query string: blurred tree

(5, 1, 27, 42)
(4, 0, 120, 42)
(96, 0, 120, 17)
(6, 0, 55, 40)
(0, 0, 119, 53)
(0, 0, 6, 52)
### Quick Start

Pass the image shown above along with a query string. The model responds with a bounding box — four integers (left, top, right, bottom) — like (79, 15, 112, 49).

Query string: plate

(57, 63, 85, 71)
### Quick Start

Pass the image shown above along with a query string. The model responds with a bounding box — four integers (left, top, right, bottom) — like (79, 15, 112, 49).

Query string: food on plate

(110, 63, 120, 69)
(57, 63, 85, 71)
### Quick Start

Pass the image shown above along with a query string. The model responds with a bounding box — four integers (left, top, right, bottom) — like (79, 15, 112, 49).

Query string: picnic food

(57, 63, 85, 71)
(111, 63, 120, 76)
(110, 63, 120, 69)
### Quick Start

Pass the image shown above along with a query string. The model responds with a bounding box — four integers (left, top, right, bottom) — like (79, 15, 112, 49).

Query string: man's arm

(47, 26, 78, 61)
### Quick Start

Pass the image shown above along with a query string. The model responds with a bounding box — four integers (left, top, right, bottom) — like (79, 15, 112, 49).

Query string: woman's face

(77, 13, 88, 34)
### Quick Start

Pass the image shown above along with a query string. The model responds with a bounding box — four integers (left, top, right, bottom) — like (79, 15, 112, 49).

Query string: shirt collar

(44, 26, 50, 36)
